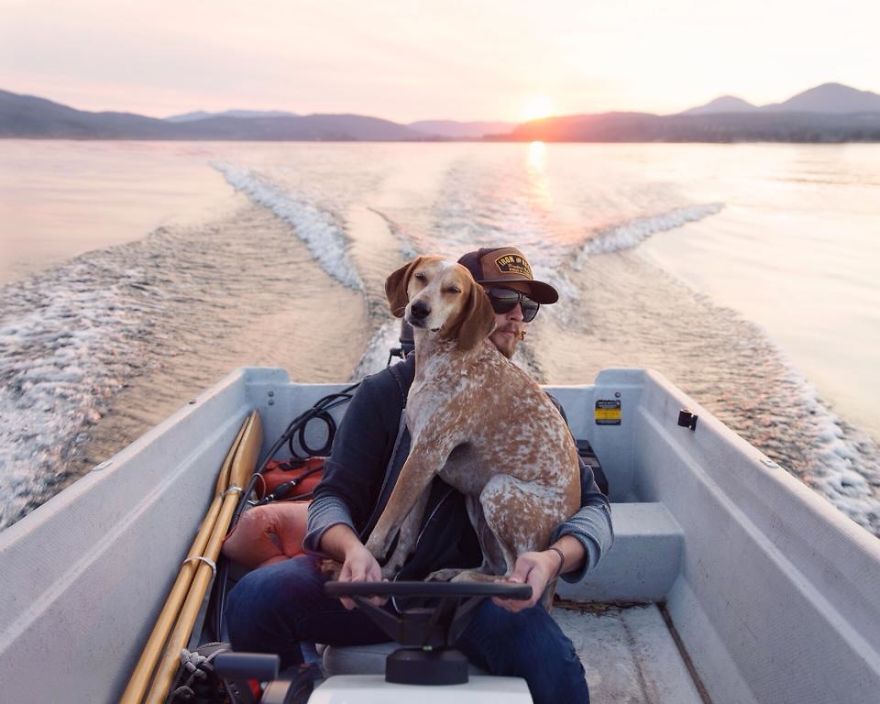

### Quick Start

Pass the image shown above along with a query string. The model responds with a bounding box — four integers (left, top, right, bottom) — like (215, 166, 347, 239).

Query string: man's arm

(319, 523, 384, 610)
(492, 534, 586, 612)
(547, 395, 615, 580)
(302, 369, 403, 606)
(551, 459, 614, 580)
(495, 457, 614, 612)
(303, 371, 397, 553)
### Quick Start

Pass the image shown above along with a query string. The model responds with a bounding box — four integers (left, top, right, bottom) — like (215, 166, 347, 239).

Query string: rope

(183, 556, 217, 577)
(170, 646, 228, 701)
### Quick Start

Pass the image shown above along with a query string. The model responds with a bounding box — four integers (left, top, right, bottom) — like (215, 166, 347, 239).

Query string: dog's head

(386, 255, 495, 351)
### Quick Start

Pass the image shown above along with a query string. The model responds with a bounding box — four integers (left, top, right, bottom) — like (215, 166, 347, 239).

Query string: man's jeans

(226, 555, 589, 704)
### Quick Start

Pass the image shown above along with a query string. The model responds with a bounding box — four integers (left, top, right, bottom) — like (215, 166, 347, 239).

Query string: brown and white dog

(364, 255, 581, 596)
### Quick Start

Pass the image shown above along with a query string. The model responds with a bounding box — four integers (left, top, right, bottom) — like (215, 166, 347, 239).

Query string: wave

(367, 207, 419, 260)
(0, 255, 155, 528)
(214, 164, 364, 291)
(774, 365, 880, 534)
(575, 203, 724, 265)
(352, 319, 403, 380)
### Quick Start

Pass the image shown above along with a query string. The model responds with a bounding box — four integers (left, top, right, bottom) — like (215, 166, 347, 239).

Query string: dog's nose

(410, 300, 431, 320)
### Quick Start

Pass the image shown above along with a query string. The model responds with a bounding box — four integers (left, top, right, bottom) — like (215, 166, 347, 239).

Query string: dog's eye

(445, 286, 462, 294)
(414, 272, 427, 282)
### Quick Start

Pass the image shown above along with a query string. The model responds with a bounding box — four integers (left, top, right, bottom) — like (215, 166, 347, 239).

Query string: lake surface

(1, 140, 878, 535)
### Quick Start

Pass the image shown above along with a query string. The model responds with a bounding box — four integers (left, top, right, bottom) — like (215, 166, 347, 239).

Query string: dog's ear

(385, 257, 422, 318)
(442, 277, 495, 351)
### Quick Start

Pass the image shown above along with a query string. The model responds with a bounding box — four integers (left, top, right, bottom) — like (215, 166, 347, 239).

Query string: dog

(364, 255, 581, 598)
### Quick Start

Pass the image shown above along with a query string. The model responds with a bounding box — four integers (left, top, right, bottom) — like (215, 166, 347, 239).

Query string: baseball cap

(457, 246, 558, 304)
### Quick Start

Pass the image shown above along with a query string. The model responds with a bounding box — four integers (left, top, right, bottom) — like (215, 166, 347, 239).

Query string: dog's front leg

(377, 490, 429, 579)
(364, 442, 445, 564)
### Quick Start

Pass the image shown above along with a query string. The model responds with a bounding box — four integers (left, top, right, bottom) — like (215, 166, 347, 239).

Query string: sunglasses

(486, 287, 540, 323)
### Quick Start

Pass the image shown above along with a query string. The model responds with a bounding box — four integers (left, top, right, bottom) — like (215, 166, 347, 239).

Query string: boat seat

(322, 641, 488, 677)
(557, 502, 683, 603)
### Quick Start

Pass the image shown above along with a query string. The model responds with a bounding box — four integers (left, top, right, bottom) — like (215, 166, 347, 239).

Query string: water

(1, 140, 878, 535)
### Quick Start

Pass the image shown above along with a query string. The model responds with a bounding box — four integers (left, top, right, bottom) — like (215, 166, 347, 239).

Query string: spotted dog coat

(364, 255, 581, 597)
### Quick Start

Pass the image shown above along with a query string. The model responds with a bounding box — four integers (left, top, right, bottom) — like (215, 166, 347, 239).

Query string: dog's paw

(425, 567, 465, 582)
(450, 569, 497, 584)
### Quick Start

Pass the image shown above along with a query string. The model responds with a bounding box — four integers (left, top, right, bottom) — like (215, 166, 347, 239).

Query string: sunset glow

(520, 96, 556, 122)
(0, 1, 878, 120)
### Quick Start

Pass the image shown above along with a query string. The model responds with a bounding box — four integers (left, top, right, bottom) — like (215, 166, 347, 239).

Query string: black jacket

(305, 355, 613, 581)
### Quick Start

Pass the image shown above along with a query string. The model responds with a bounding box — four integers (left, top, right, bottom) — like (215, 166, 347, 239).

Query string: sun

(520, 95, 556, 122)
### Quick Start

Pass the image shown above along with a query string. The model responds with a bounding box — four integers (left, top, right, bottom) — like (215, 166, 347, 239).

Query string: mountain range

(681, 83, 880, 115)
(2, 83, 879, 142)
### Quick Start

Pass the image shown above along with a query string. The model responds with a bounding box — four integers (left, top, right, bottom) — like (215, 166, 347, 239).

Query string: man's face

(488, 292, 528, 359)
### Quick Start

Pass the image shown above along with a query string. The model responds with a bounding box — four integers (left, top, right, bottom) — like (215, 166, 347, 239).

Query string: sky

(1, 0, 878, 123)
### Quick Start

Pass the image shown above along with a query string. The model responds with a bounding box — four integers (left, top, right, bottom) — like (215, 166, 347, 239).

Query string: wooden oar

(120, 413, 251, 704)
(144, 410, 263, 704)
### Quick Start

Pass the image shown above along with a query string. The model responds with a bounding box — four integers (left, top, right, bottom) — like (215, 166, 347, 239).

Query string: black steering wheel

(323, 580, 533, 685)
(324, 579, 532, 601)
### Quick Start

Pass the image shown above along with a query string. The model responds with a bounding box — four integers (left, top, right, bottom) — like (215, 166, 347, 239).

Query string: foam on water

(0, 203, 371, 530)
(755, 349, 880, 531)
(562, 244, 880, 535)
(214, 163, 364, 291)
(575, 203, 725, 264)
(368, 207, 419, 261)
(353, 319, 403, 379)
(3, 142, 878, 539)
(0, 258, 153, 528)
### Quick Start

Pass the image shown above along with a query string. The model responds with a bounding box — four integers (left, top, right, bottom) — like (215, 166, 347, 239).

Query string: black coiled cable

(209, 382, 360, 641)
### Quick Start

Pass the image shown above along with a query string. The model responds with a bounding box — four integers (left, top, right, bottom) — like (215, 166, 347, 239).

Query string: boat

(1, 365, 879, 703)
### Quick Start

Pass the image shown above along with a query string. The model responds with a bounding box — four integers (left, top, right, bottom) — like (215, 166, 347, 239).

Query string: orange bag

(256, 457, 325, 501)
(222, 457, 325, 569)
(223, 502, 310, 569)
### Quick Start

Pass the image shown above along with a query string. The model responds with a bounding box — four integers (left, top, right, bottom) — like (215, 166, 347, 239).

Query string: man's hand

(337, 542, 385, 610)
(492, 537, 585, 613)
(492, 550, 561, 612)
(319, 524, 386, 610)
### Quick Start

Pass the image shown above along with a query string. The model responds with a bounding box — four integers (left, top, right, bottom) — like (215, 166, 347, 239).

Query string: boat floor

(554, 603, 708, 704)
(321, 602, 708, 703)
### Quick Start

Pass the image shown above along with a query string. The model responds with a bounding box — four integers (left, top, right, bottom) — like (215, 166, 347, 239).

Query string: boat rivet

(268, 390, 275, 397)
(761, 458, 778, 468)
(614, 392, 621, 399)
(268, 399, 275, 406)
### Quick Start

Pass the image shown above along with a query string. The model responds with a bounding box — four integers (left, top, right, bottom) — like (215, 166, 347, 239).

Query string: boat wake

(0, 206, 367, 531)
(3, 147, 877, 539)
(0, 252, 156, 528)
(776, 367, 880, 532)
(575, 203, 725, 264)
(214, 163, 364, 291)
(562, 247, 880, 535)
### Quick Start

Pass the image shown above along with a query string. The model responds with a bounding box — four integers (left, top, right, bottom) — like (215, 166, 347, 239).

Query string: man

(226, 246, 613, 703)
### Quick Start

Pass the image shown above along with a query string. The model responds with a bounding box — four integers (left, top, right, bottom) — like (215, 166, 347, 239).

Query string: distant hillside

(0, 90, 172, 139)
(0, 90, 423, 141)
(503, 110, 880, 143)
(165, 109, 299, 122)
(407, 120, 516, 139)
(681, 83, 880, 116)
(3, 83, 880, 142)
(764, 82, 880, 113)
(501, 83, 880, 142)
(680, 96, 758, 115)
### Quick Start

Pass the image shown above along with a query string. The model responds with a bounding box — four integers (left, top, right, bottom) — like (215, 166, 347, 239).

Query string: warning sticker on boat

(595, 400, 621, 425)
